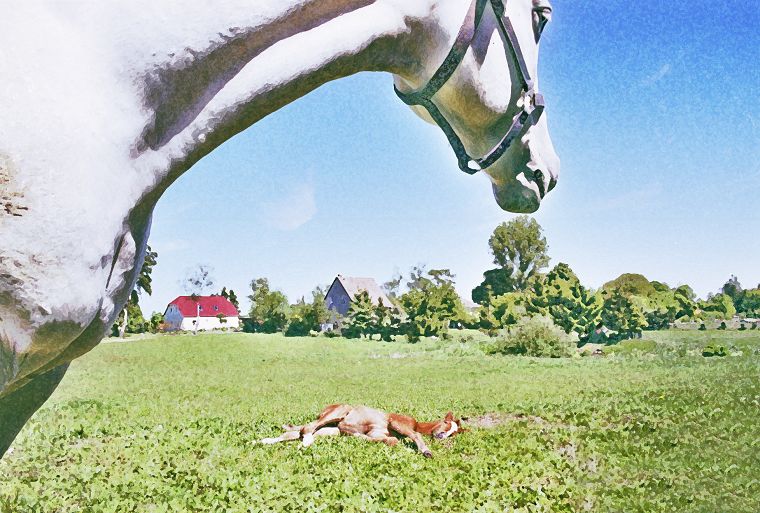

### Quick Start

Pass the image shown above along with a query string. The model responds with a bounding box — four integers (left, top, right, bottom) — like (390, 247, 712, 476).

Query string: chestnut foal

(259, 404, 463, 457)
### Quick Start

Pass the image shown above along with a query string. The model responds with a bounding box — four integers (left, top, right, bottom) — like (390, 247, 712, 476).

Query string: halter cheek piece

(395, 0, 546, 175)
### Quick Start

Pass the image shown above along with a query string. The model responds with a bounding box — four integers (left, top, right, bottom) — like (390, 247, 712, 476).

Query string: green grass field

(1, 331, 758, 512)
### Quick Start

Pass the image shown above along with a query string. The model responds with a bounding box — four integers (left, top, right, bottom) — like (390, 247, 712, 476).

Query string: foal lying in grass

(259, 404, 464, 457)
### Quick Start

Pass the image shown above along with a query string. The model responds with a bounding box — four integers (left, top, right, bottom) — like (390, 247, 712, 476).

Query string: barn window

(214, 305, 219, 311)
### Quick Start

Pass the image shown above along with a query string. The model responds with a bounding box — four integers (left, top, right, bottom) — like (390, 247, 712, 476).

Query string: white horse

(0, 0, 558, 455)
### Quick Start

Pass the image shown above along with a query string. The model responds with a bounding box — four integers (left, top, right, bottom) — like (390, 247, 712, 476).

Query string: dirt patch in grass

(466, 412, 577, 431)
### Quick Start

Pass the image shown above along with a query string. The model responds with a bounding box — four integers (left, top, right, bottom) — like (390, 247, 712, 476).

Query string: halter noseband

(394, 0, 545, 175)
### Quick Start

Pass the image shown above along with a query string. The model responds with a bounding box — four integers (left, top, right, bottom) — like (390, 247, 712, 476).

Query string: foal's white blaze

(442, 421, 458, 438)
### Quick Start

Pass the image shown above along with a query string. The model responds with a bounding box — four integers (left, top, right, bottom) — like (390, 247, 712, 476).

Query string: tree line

(246, 216, 758, 343)
(244, 268, 468, 342)
(115, 218, 758, 342)
(471, 216, 759, 342)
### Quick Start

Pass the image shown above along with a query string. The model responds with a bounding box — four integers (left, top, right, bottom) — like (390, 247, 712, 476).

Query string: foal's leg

(351, 432, 399, 446)
(300, 405, 351, 447)
(260, 427, 340, 445)
(388, 419, 432, 457)
(0, 365, 69, 456)
(259, 430, 301, 445)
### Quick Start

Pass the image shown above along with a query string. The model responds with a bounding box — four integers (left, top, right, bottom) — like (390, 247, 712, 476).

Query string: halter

(395, 0, 545, 175)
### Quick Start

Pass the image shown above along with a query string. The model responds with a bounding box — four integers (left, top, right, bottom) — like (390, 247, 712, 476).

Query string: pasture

(1, 332, 758, 512)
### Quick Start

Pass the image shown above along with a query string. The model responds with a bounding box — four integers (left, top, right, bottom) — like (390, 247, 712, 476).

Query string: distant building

(324, 275, 394, 316)
(163, 295, 240, 331)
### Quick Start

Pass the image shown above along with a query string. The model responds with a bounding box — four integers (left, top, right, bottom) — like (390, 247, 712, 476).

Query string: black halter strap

(395, 0, 545, 175)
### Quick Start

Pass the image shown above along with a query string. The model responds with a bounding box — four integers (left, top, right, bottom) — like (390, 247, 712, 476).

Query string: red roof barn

(163, 295, 240, 331)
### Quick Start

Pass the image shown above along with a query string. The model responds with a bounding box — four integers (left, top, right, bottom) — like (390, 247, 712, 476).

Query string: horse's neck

(414, 421, 439, 435)
(132, 0, 454, 190)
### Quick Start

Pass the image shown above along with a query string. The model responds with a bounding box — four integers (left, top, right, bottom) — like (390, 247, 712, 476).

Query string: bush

(487, 316, 574, 358)
(698, 323, 707, 331)
(718, 321, 727, 330)
(702, 343, 728, 357)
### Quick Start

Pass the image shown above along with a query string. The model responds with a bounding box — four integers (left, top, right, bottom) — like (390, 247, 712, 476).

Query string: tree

(478, 292, 528, 335)
(285, 288, 331, 336)
(148, 312, 165, 333)
(471, 268, 516, 305)
(601, 273, 656, 297)
(342, 290, 376, 339)
(115, 245, 157, 337)
(675, 284, 696, 300)
(526, 263, 601, 340)
(382, 272, 403, 300)
(406, 265, 428, 291)
(112, 301, 147, 337)
(700, 293, 736, 320)
(183, 264, 215, 296)
(673, 285, 697, 319)
(375, 298, 402, 342)
(136, 246, 158, 296)
(399, 267, 466, 342)
(227, 289, 240, 310)
(219, 286, 240, 310)
(721, 275, 743, 303)
(644, 305, 678, 330)
(737, 289, 760, 316)
(600, 290, 647, 341)
(487, 216, 549, 291)
(248, 277, 289, 333)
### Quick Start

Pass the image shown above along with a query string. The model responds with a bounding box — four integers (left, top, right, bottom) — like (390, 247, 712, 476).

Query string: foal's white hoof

(301, 433, 314, 447)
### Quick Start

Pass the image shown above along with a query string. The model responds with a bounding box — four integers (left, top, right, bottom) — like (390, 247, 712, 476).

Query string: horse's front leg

(0, 191, 154, 458)
(0, 364, 68, 456)
(388, 419, 432, 457)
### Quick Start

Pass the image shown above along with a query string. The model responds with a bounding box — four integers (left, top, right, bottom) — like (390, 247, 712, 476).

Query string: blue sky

(141, 0, 760, 315)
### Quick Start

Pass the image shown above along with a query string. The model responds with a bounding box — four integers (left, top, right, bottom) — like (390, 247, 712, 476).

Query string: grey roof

(333, 275, 394, 307)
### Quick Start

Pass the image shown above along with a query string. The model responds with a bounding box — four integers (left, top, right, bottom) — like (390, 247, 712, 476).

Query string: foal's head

(432, 411, 464, 439)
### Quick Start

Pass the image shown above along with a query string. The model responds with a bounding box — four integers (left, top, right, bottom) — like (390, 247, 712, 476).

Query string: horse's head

(395, 0, 559, 213)
(432, 411, 464, 439)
